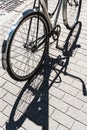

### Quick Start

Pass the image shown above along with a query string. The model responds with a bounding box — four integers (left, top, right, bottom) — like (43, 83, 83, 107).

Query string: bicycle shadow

(6, 21, 87, 130)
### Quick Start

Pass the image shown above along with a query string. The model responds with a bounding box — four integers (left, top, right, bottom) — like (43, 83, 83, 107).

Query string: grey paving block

(49, 96, 69, 113)
(0, 88, 7, 98)
(58, 82, 79, 96)
(0, 99, 7, 112)
(49, 86, 65, 99)
(49, 118, 59, 130)
(3, 105, 12, 117)
(72, 121, 87, 130)
(62, 94, 84, 110)
(52, 109, 74, 129)
(0, 77, 6, 87)
(67, 107, 87, 126)
(0, 112, 8, 127)
(3, 82, 20, 96)
(3, 92, 16, 106)
(57, 125, 69, 130)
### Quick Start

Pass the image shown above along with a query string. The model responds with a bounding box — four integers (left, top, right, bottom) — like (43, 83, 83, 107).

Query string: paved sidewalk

(0, 0, 87, 130)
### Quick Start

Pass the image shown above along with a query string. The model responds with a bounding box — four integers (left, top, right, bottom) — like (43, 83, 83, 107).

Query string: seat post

(44, 0, 48, 9)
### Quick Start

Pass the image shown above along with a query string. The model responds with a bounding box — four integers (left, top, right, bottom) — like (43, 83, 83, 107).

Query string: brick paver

(0, 0, 87, 130)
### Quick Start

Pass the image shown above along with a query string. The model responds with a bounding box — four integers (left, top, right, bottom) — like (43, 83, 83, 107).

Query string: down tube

(54, 0, 62, 27)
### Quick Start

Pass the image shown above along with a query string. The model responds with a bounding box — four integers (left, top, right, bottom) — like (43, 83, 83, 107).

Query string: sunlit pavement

(0, 0, 87, 130)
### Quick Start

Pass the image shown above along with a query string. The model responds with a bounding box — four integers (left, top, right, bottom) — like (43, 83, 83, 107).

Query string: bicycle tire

(6, 11, 49, 81)
(63, 0, 82, 29)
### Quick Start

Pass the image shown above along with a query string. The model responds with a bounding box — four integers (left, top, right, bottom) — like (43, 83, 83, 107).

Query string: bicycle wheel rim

(7, 13, 49, 81)
(64, 0, 82, 29)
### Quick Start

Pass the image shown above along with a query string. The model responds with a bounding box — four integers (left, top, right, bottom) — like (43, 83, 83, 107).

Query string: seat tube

(40, 0, 52, 29)
(54, 0, 62, 27)
(44, 0, 48, 8)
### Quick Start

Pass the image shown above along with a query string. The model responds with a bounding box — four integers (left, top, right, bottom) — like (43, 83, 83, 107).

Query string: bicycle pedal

(57, 55, 65, 66)
(53, 25, 61, 49)
(58, 60, 65, 66)
(56, 45, 63, 51)
(76, 44, 81, 48)
(53, 25, 61, 40)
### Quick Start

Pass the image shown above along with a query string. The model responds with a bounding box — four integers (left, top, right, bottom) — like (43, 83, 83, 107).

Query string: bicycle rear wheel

(63, 21, 82, 56)
(6, 11, 49, 81)
(63, 0, 82, 29)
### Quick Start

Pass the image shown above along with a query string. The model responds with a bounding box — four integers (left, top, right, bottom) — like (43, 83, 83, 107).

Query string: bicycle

(2, 0, 82, 81)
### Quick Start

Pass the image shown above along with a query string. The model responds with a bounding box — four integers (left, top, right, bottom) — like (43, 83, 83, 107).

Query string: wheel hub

(23, 43, 37, 52)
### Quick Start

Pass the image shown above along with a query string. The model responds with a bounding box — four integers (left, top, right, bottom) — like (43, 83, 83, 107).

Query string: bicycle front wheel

(63, 0, 82, 29)
(6, 11, 49, 81)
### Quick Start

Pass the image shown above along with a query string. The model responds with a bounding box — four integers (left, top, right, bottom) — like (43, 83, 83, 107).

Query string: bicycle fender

(2, 9, 36, 70)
